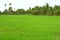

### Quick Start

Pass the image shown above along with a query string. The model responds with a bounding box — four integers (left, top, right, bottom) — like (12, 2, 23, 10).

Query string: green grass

(0, 15, 60, 40)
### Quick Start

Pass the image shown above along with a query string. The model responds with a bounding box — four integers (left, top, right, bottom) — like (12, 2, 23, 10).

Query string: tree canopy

(0, 3, 60, 16)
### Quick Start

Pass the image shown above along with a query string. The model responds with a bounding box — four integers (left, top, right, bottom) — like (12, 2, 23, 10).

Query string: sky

(0, 0, 60, 11)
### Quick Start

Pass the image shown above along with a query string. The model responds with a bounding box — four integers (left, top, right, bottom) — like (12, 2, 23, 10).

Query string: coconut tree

(3, 4, 8, 15)
(9, 3, 12, 7)
(5, 4, 7, 10)
(9, 3, 12, 11)
(8, 3, 13, 15)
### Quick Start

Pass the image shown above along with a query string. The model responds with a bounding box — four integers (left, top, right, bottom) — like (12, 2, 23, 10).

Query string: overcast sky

(0, 0, 60, 11)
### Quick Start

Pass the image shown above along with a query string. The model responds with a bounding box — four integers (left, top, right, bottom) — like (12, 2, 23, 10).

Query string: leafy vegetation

(0, 3, 60, 15)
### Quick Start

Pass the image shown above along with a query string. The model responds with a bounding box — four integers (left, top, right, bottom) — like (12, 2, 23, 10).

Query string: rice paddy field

(0, 15, 60, 40)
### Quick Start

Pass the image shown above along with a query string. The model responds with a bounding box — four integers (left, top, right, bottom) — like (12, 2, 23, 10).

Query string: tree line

(0, 3, 60, 16)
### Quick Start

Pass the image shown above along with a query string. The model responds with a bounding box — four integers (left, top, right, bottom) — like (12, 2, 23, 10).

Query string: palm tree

(8, 3, 13, 14)
(8, 3, 12, 11)
(4, 4, 7, 10)
(9, 3, 12, 7)
(46, 3, 49, 8)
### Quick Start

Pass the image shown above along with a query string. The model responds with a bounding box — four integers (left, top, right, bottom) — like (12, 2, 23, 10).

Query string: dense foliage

(0, 3, 60, 15)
